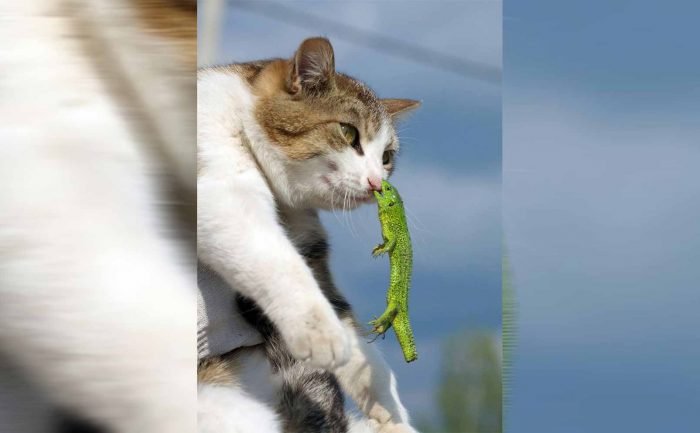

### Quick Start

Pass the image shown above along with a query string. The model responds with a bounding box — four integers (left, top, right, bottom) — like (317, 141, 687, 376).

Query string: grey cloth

(197, 261, 263, 360)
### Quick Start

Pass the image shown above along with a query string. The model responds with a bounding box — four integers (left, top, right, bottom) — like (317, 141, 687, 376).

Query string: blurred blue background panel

(202, 0, 502, 427)
(505, 0, 700, 431)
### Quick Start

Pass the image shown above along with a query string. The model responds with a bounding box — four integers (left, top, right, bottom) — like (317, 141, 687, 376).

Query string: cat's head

(252, 37, 419, 210)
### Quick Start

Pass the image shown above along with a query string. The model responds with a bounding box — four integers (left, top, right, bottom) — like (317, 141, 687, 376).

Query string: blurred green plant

(416, 252, 514, 433)
(502, 252, 516, 433)
(417, 330, 502, 433)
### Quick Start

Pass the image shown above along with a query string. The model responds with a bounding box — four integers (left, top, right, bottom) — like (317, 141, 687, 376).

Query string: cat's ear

(288, 37, 335, 95)
(381, 99, 421, 120)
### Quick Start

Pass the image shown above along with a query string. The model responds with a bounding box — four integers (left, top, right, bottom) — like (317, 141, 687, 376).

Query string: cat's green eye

(382, 150, 394, 165)
(340, 123, 359, 148)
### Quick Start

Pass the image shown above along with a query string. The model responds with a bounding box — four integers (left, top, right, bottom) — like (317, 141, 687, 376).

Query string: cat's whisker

(340, 188, 349, 231)
(329, 184, 343, 226)
(332, 182, 349, 233)
(347, 189, 360, 238)
(343, 189, 358, 238)
(403, 206, 430, 251)
(404, 206, 429, 232)
(404, 207, 431, 243)
(347, 193, 360, 236)
(398, 136, 418, 143)
(337, 187, 352, 234)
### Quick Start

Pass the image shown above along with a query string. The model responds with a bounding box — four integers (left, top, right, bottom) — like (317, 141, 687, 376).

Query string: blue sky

(203, 0, 502, 422)
(505, 0, 700, 431)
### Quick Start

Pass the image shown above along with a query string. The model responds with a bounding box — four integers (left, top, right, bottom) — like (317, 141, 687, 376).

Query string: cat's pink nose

(367, 176, 383, 192)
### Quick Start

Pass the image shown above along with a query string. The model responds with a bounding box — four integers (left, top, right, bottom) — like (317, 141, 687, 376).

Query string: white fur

(198, 384, 281, 433)
(198, 67, 416, 432)
(77, 0, 196, 194)
(199, 348, 282, 433)
(0, 1, 195, 432)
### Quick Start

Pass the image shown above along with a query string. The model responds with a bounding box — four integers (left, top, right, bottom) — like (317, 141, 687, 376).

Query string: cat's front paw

(280, 301, 351, 369)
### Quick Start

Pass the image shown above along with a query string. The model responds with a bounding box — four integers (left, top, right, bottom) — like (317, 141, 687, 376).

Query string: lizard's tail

(393, 312, 417, 363)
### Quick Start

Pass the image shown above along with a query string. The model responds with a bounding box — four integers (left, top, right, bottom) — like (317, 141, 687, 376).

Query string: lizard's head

(374, 179, 402, 210)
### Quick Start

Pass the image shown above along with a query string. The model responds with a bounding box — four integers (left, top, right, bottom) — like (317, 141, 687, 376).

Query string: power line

(228, 0, 501, 85)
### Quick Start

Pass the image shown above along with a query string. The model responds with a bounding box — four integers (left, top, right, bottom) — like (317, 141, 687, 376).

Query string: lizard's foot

(370, 317, 390, 335)
(369, 306, 398, 339)
(372, 243, 388, 257)
(367, 315, 384, 343)
(367, 315, 380, 342)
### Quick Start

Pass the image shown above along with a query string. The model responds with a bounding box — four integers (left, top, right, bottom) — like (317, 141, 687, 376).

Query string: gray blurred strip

(199, 0, 225, 67)
(229, 0, 502, 84)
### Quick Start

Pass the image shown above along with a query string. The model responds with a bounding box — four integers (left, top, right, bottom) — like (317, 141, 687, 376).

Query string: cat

(197, 37, 420, 433)
(0, 0, 196, 432)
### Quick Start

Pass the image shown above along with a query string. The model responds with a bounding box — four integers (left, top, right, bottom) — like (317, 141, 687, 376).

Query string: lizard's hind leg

(369, 305, 398, 336)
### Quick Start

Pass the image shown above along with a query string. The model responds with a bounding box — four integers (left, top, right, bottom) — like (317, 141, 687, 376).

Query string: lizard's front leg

(372, 233, 397, 257)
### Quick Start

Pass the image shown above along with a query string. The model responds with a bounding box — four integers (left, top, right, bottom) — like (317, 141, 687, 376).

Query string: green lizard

(370, 179, 417, 363)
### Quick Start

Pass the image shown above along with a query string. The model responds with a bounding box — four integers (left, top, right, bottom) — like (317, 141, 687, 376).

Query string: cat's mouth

(345, 190, 375, 206)
(323, 180, 375, 208)
(360, 193, 376, 203)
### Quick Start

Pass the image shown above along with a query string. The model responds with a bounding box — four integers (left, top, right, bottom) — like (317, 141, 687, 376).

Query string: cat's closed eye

(339, 123, 361, 152)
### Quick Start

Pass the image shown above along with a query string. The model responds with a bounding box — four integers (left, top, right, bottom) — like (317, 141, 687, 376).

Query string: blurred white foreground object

(0, 1, 196, 432)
